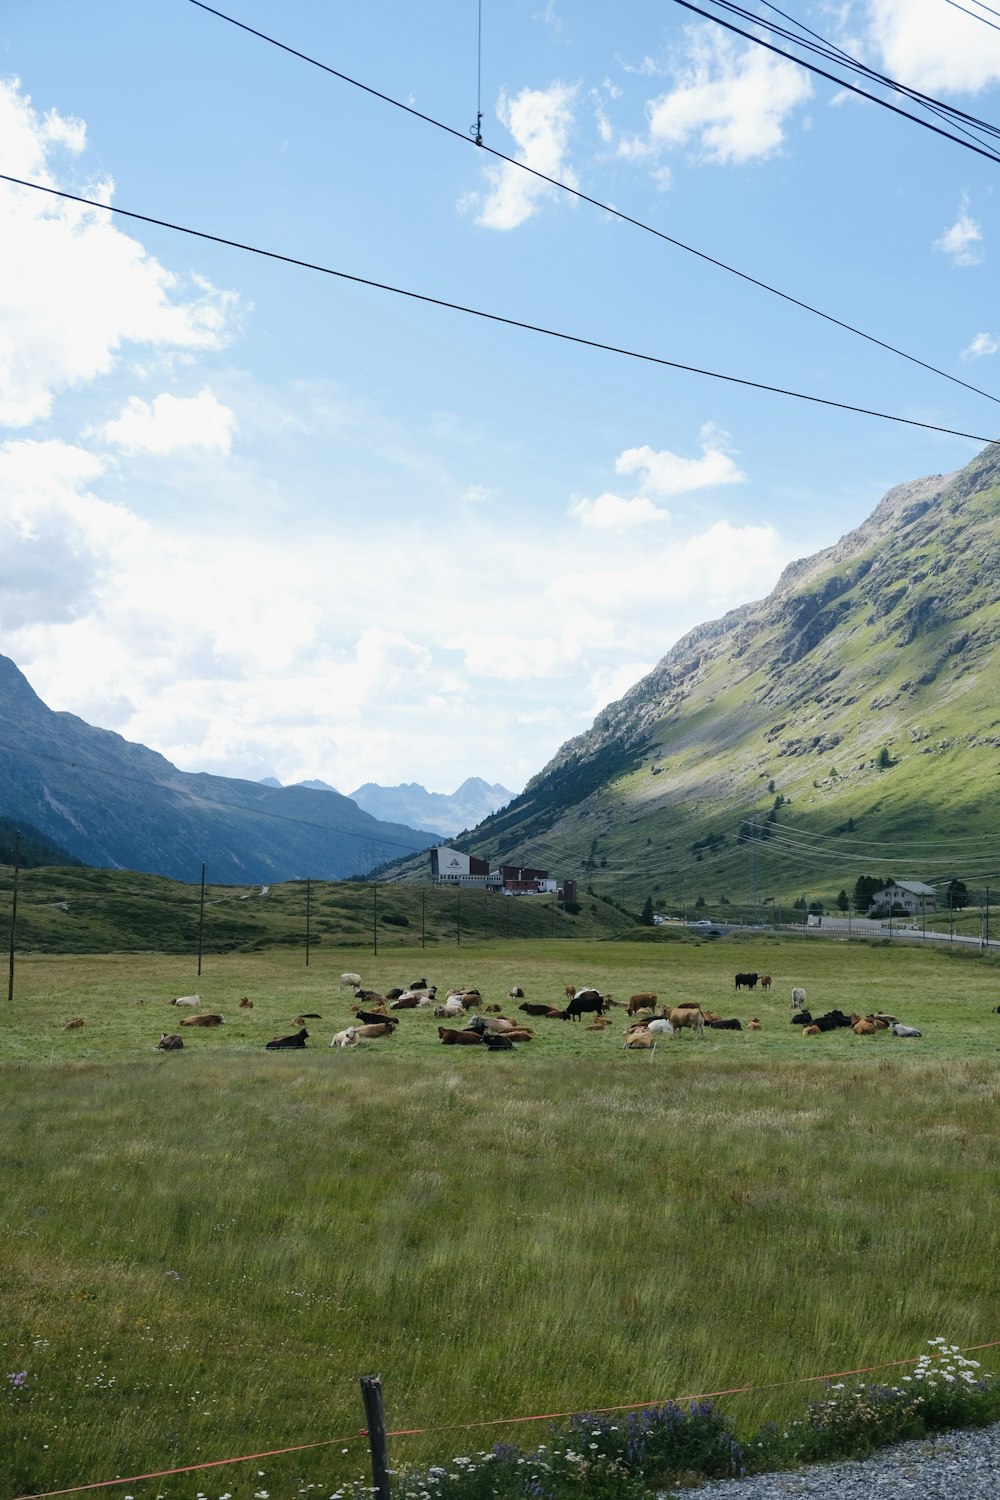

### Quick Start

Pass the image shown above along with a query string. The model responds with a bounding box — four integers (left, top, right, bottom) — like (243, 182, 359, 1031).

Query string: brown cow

(668, 1007, 704, 1039)
(63, 1017, 85, 1029)
(627, 992, 657, 1016)
(239, 996, 253, 1009)
(180, 1013, 225, 1027)
(760, 975, 772, 990)
(624, 1028, 656, 1049)
(438, 1027, 483, 1045)
(803, 1024, 821, 1036)
(748, 1018, 762, 1031)
(352, 1022, 394, 1040)
(520, 1002, 558, 1017)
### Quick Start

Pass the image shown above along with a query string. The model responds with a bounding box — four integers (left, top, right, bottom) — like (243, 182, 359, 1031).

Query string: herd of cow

(147, 970, 923, 1052)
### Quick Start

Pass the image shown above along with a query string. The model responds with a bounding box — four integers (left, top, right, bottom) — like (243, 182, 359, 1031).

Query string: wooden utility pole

(359, 1375, 391, 1500)
(7, 830, 21, 1003)
(197, 863, 206, 976)
(305, 877, 311, 967)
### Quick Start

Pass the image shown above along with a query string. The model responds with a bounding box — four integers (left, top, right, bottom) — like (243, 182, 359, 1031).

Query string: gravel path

(688, 1422, 1000, 1499)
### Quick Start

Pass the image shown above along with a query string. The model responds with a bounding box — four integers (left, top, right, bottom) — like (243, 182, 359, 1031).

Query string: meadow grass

(2, 937, 999, 1498)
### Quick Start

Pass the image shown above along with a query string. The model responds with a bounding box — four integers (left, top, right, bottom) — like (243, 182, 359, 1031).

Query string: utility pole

(197, 862, 206, 977)
(305, 877, 311, 967)
(373, 882, 378, 958)
(7, 829, 20, 1003)
(421, 887, 426, 950)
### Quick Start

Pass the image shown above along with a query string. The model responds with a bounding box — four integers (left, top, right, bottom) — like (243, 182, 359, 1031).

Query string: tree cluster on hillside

(0, 817, 82, 869)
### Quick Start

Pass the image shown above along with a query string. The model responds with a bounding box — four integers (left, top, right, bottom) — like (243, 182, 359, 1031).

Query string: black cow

(561, 989, 606, 1021)
(791, 1010, 813, 1026)
(707, 1018, 743, 1030)
(355, 1009, 398, 1029)
(265, 1027, 309, 1050)
(735, 972, 759, 990)
(813, 1009, 851, 1032)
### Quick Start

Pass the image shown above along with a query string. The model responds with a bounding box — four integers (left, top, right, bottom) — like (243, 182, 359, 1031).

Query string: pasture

(2, 936, 1000, 1499)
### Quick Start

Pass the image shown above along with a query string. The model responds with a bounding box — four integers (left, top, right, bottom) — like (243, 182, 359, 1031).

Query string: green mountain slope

(456, 443, 1000, 912)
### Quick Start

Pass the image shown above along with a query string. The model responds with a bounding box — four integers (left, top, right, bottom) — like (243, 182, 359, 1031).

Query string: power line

(670, 0, 1000, 165)
(943, 0, 1000, 36)
(3, 172, 995, 444)
(185, 0, 1000, 410)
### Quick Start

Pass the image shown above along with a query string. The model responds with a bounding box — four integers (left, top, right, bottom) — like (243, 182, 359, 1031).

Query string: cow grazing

(339, 972, 362, 990)
(735, 972, 759, 991)
(791, 987, 807, 1011)
(156, 1032, 184, 1050)
(760, 975, 772, 990)
(707, 1018, 743, 1031)
(628, 992, 657, 1016)
(891, 1023, 922, 1038)
(438, 1026, 483, 1045)
(562, 989, 606, 1021)
(180, 1013, 225, 1027)
(266, 1027, 309, 1049)
(171, 994, 201, 1006)
(63, 1017, 85, 1030)
(668, 1006, 705, 1038)
(239, 996, 254, 1009)
(330, 1027, 359, 1048)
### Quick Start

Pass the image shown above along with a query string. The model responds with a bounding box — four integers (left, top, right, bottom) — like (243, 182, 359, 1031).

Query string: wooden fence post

(360, 1373, 391, 1500)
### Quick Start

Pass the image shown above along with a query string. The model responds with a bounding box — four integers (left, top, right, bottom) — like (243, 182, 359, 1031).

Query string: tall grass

(2, 940, 999, 1498)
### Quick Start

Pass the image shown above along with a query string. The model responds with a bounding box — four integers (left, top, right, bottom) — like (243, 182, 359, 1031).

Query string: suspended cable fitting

(3, 172, 995, 442)
(185, 0, 1000, 410)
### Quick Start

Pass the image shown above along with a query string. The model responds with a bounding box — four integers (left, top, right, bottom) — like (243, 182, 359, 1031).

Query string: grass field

(3, 936, 1000, 1500)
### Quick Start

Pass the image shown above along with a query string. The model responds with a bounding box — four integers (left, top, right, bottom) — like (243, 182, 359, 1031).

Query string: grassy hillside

(0, 863, 640, 955)
(2, 940, 999, 1499)
(434, 446, 1000, 916)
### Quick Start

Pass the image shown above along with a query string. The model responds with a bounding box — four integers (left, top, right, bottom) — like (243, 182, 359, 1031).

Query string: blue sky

(2, 0, 1000, 796)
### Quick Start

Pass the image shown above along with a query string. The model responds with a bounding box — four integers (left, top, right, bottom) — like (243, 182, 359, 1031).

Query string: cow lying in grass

(265, 1027, 308, 1049)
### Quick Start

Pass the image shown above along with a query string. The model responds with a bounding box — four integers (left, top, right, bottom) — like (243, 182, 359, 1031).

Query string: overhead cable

(670, 0, 1000, 164)
(185, 0, 1000, 410)
(3, 172, 996, 442)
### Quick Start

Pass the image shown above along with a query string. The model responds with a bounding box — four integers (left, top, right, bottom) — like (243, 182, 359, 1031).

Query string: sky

(3, 0, 1000, 798)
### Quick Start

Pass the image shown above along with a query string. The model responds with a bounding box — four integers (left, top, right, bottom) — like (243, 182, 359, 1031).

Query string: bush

(381, 913, 410, 927)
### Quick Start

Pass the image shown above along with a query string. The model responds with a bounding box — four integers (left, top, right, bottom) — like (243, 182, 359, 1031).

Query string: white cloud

(0, 438, 146, 628)
(587, 661, 655, 714)
(935, 197, 984, 266)
(98, 389, 237, 455)
(0, 76, 238, 428)
(467, 82, 578, 230)
(567, 491, 671, 528)
(643, 26, 812, 164)
(461, 484, 493, 504)
(616, 425, 747, 495)
(961, 332, 998, 359)
(864, 0, 1000, 93)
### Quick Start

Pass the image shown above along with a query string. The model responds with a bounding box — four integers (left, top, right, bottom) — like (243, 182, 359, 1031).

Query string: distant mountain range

(0, 658, 433, 882)
(260, 776, 514, 836)
(438, 442, 1000, 909)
